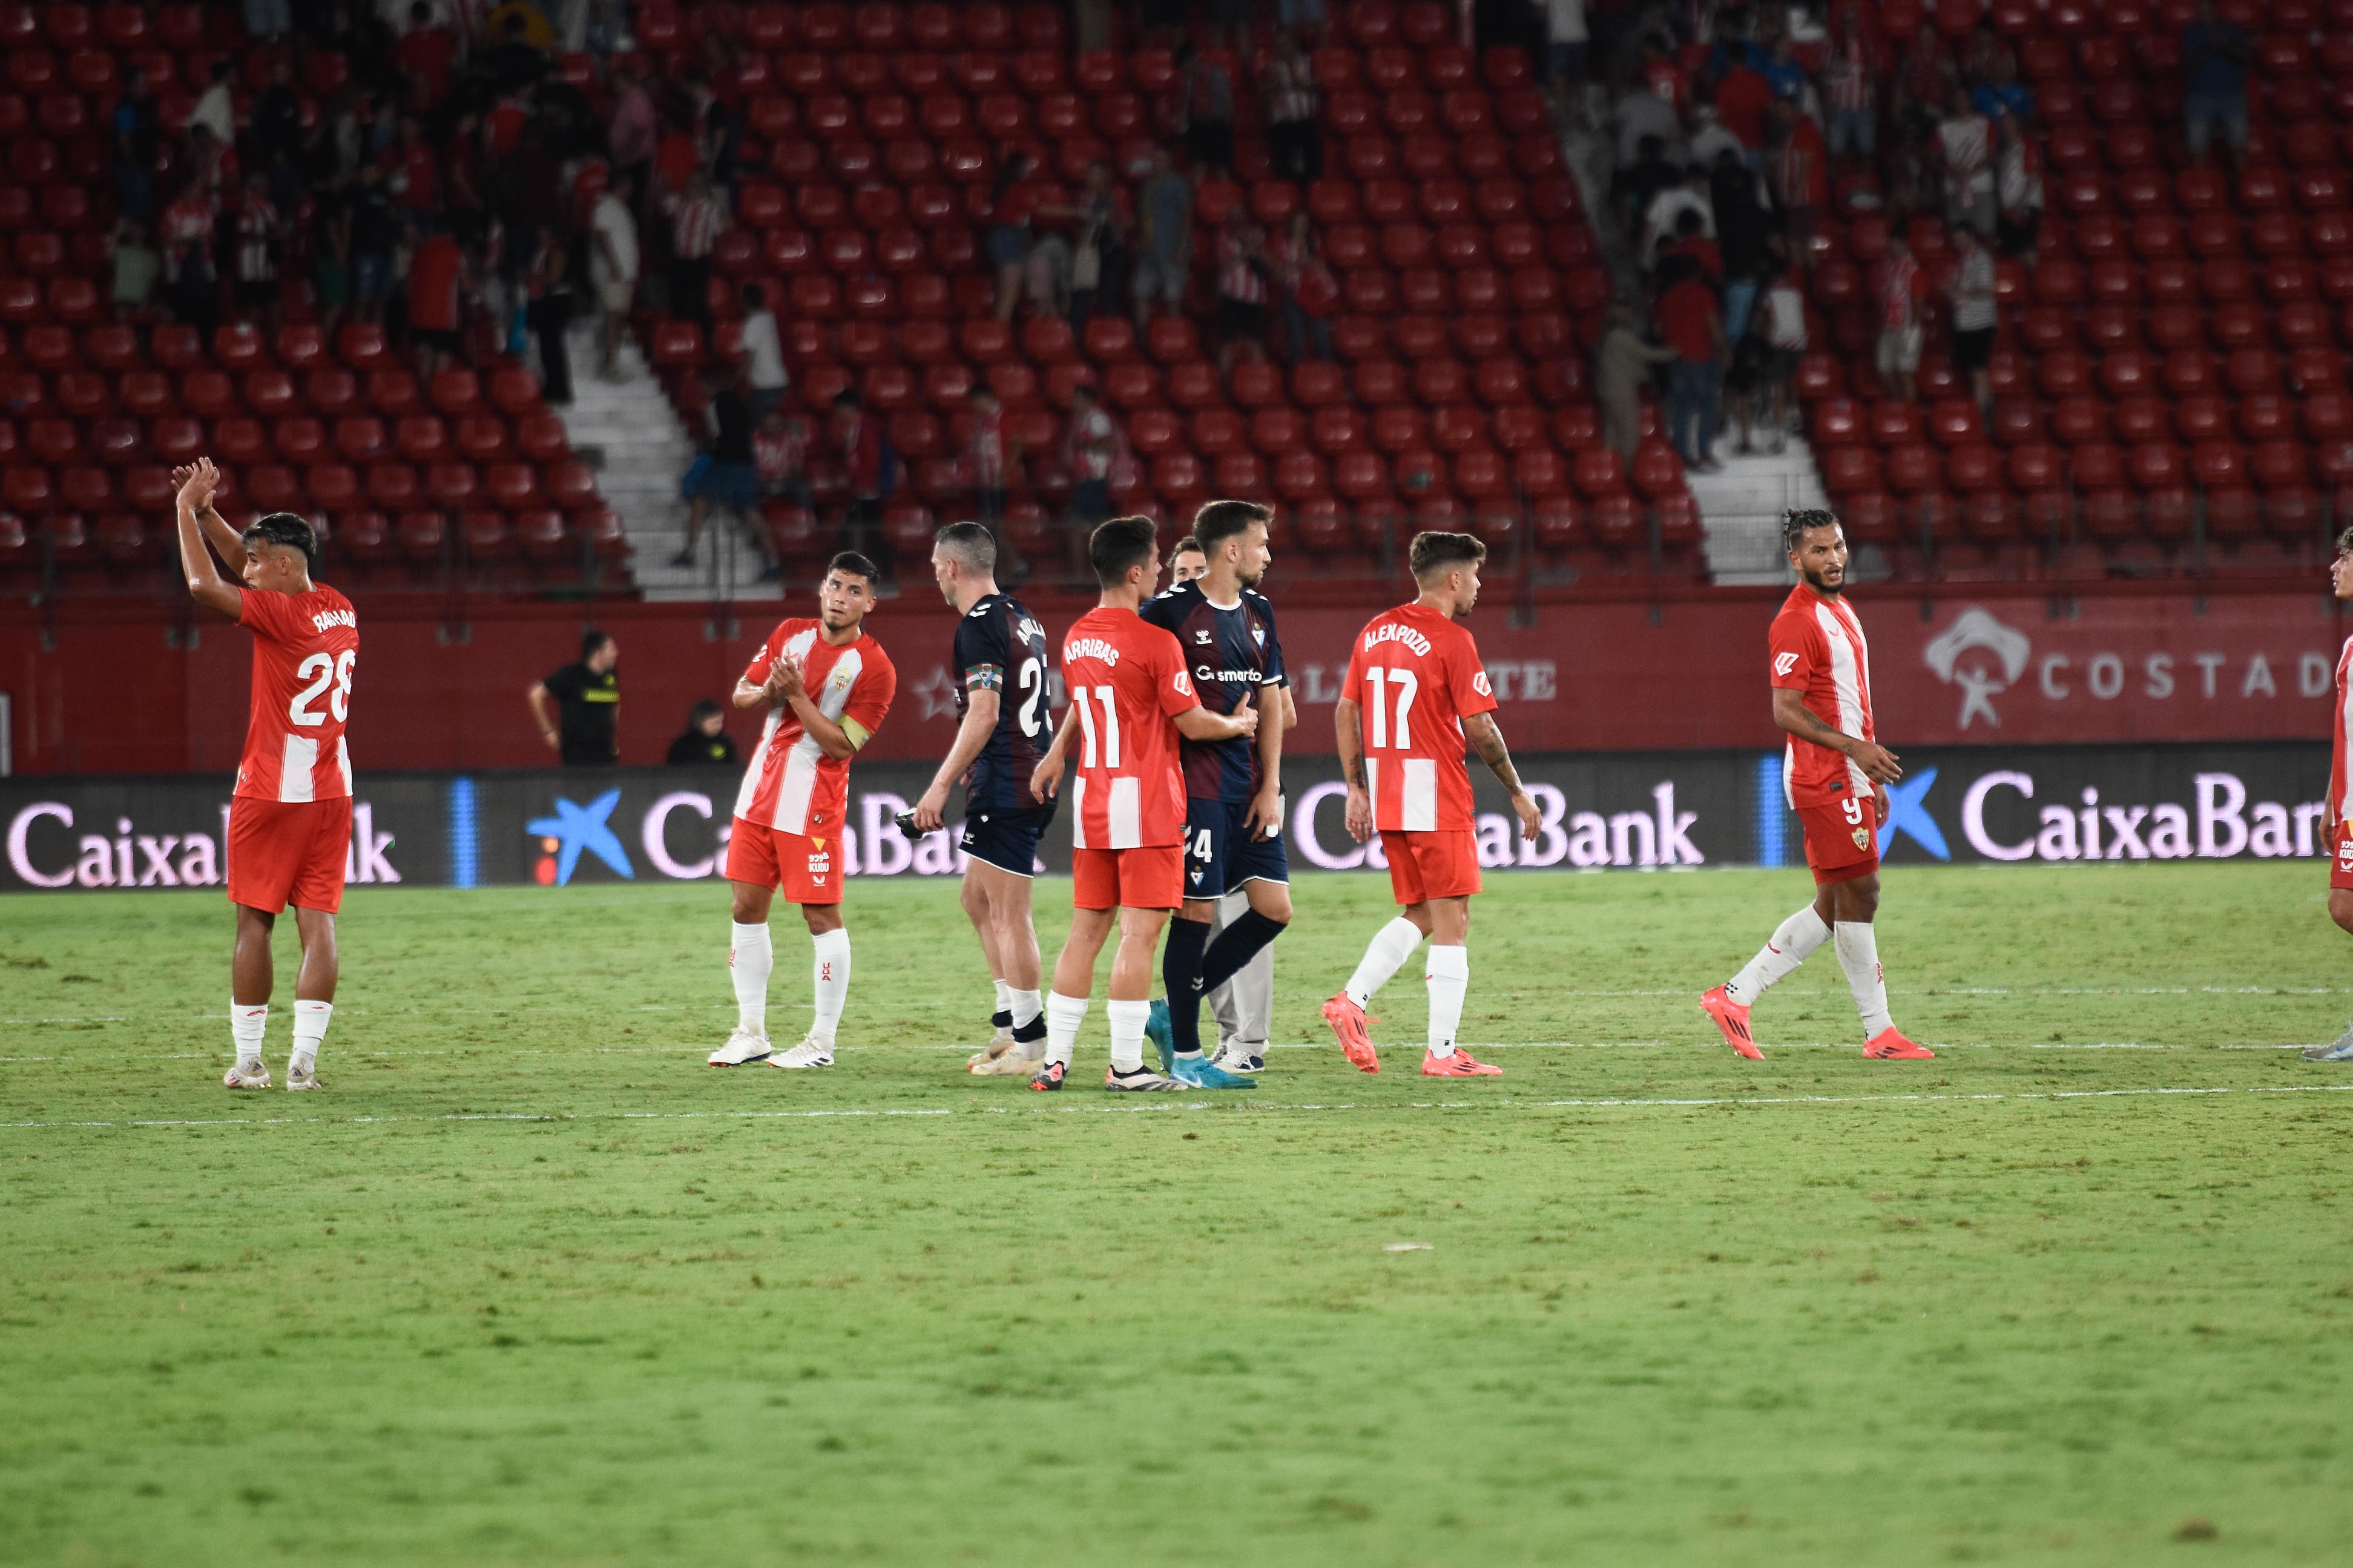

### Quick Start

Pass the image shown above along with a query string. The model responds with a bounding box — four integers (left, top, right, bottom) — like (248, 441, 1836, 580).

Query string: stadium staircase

(1802, 0, 2353, 586)
(0, 2, 629, 597)
(622, 0, 1705, 592)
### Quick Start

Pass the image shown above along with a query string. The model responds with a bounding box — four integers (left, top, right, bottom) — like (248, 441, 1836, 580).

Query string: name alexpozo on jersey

(1363, 623, 1431, 657)
(311, 608, 357, 633)
(1067, 637, 1122, 664)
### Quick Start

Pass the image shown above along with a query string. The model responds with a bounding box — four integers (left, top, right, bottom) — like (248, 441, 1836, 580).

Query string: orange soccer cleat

(1699, 985, 1763, 1060)
(1420, 1048, 1502, 1077)
(1321, 992, 1381, 1074)
(1863, 1028, 1935, 1060)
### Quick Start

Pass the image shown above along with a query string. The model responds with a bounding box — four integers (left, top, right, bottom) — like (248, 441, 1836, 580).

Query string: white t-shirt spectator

(1548, 0, 1587, 43)
(739, 308, 787, 393)
(590, 191, 638, 284)
(1070, 406, 1114, 481)
(1938, 112, 1995, 196)
(1952, 248, 1998, 332)
(190, 81, 234, 147)
(1765, 279, 1809, 350)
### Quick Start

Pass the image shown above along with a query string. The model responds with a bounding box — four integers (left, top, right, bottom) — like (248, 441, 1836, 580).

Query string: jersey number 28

(290, 650, 356, 726)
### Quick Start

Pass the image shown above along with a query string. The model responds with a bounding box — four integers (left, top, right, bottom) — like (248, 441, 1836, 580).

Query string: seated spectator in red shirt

(407, 228, 467, 378)
(1715, 61, 1775, 154)
(389, 117, 439, 225)
(395, 2, 458, 107)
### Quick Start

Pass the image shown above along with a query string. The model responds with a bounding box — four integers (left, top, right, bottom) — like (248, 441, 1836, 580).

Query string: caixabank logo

(1869, 759, 2331, 865)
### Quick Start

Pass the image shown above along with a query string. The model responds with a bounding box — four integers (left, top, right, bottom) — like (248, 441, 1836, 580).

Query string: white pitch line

(5, 1082, 2353, 1132)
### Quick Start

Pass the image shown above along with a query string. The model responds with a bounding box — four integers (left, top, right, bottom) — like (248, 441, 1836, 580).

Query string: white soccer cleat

(964, 1035, 1021, 1071)
(223, 1058, 271, 1091)
(970, 1046, 1043, 1076)
(1212, 1042, 1266, 1075)
(285, 1061, 324, 1091)
(708, 1028, 773, 1066)
(768, 1037, 835, 1069)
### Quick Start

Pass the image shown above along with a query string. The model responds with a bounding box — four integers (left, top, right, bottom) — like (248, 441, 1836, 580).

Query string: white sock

(1346, 917, 1424, 1006)
(729, 921, 772, 1035)
(1424, 945, 1468, 1058)
(290, 999, 332, 1072)
(993, 977, 1013, 1016)
(231, 999, 267, 1064)
(1045, 991, 1089, 1066)
(1725, 905, 1832, 1005)
(1010, 987, 1045, 1056)
(1106, 998, 1151, 1074)
(1834, 922, 1894, 1038)
(809, 928, 852, 1048)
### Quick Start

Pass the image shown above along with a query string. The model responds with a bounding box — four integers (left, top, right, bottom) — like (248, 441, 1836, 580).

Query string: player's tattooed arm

(172, 458, 243, 619)
(1770, 688, 1902, 783)
(1464, 712, 1542, 841)
(1334, 697, 1372, 843)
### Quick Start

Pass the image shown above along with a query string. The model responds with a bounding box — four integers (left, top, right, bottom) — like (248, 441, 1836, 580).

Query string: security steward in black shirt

(528, 628, 621, 766)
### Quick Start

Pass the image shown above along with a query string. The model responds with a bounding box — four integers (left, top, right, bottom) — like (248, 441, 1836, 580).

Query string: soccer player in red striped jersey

(173, 459, 358, 1092)
(707, 553, 897, 1071)
(1025, 517, 1259, 1091)
(1700, 509, 1932, 1061)
(2307, 528, 2353, 1060)
(1321, 532, 1541, 1077)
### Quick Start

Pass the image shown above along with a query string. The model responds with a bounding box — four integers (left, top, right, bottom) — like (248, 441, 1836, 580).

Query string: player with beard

(1700, 509, 1932, 1061)
(1139, 500, 1291, 1087)
(909, 521, 1061, 1074)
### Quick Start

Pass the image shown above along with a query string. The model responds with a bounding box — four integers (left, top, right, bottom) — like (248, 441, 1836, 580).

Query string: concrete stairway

(1686, 430, 1828, 586)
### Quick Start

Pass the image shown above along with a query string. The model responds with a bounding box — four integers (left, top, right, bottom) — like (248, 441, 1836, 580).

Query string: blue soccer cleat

(1171, 1054, 1257, 1089)
(2303, 1026, 2353, 1061)
(1145, 998, 1174, 1074)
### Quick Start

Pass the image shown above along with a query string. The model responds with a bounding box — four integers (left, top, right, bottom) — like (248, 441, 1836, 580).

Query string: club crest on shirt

(1194, 629, 1213, 644)
(1851, 825, 1872, 850)
(1251, 627, 1265, 646)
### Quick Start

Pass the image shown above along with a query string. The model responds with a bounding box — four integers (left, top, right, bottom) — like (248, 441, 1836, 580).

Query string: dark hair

(688, 698, 724, 726)
(1409, 530, 1487, 580)
(580, 626, 614, 660)
(1782, 508, 1841, 553)
(242, 511, 317, 569)
(2337, 525, 2353, 556)
(933, 520, 998, 575)
(1089, 516, 1160, 588)
(1193, 499, 1272, 552)
(1171, 534, 1204, 556)
(826, 551, 881, 585)
(740, 281, 766, 309)
(1675, 209, 1703, 236)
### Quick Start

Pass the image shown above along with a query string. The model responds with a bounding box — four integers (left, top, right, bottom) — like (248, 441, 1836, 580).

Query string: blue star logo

(1877, 767, 1950, 862)
(527, 789, 635, 884)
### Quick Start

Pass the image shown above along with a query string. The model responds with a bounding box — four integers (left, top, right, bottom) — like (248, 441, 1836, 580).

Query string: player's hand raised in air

(1509, 789, 1542, 841)
(1851, 738, 1901, 786)
(174, 457, 221, 512)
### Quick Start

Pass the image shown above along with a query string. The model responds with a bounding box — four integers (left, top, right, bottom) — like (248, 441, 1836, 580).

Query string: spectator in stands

(1278, 0, 1326, 38)
(1971, 53, 2032, 125)
(1958, 17, 2014, 92)
(516, 226, 570, 405)
(245, 0, 293, 38)
(113, 68, 159, 226)
(1272, 211, 1338, 363)
(191, 60, 235, 151)
(1658, 209, 1722, 290)
(1262, 33, 1323, 182)
(1595, 304, 1677, 461)
(968, 383, 1012, 523)
(110, 220, 160, 321)
(667, 700, 740, 767)
(1657, 267, 1725, 471)
(1771, 100, 1828, 271)
(311, 175, 353, 346)
(531, 630, 621, 767)
(389, 116, 440, 233)
(1058, 162, 1130, 327)
(231, 172, 283, 330)
(1617, 134, 1681, 235)
(675, 366, 762, 572)
(1637, 34, 1687, 114)
(160, 182, 219, 338)
(590, 174, 639, 379)
(1641, 167, 1713, 274)
(1874, 231, 1927, 402)
(407, 223, 468, 379)
(667, 169, 726, 328)
(1760, 33, 1807, 105)
(754, 405, 812, 510)
(486, 10, 551, 93)
(1214, 210, 1272, 372)
(737, 283, 788, 419)
(1176, 44, 1236, 177)
(1614, 84, 1682, 172)
(396, 2, 459, 108)
(350, 162, 401, 327)
(1688, 105, 1746, 173)
(606, 57, 658, 195)
(1820, 3, 1878, 165)
(1546, 0, 1588, 96)
(2182, 0, 2250, 169)
(1894, 22, 1956, 133)
(834, 388, 890, 562)
(1066, 383, 1119, 526)
(1936, 87, 1996, 238)
(1757, 263, 1808, 454)
(252, 58, 302, 208)
(1131, 147, 1194, 327)
(1946, 225, 1998, 416)
(1713, 151, 1771, 334)
(986, 153, 1041, 323)
(1994, 110, 2043, 263)
(1714, 51, 1775, 164)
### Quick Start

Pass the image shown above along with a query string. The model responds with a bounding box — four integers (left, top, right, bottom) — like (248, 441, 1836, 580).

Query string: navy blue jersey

(952, 592, 1056, 811)
(1140, 581, 1285, 803)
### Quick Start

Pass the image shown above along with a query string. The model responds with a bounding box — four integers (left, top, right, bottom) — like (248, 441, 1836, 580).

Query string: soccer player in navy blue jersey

(1138, 499, 1292, 1088)
(912, 522, 1061, 1072)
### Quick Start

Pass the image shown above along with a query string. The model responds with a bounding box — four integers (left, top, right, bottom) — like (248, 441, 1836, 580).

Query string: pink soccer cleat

(1700, 986, 1763, 1061)
(1863, 1028, 1935, 1060)
(1322, 992, 1381, 1074)
(1420, 1048, 1502, 1077)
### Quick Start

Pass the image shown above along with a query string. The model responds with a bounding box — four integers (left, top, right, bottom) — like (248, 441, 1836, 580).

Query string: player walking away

(172, 459, 357, 1092)
(1700, 508, 1933, 1061)
(707, 554, 897, 1071)
(908, 521, 1060, 1075)
(2305, 528, 2353, 1061)
(1321, 532, 1540, 1077)
(1140, 500, 1292, 1089)
(1024, 517, 1259, 1091)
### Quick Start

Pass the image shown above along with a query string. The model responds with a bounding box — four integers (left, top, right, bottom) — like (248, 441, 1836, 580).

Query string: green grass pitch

(4, 864, 2352, 1566)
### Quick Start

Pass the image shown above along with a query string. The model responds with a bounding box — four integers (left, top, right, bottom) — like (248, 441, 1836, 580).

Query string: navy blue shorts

(961, 801, 1055, 877)
(1182, 796, 1289, 900)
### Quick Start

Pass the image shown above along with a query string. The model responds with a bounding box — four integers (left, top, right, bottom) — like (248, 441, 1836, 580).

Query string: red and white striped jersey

(234, 584, 358, 804)
(2329, 635, 2353, 835)
(1341, 602, 1498, 833)
(1217, 226, 1268, 303)
(1769, 583, 1875, 810)
(1060, 606, 1199, 850)
(733, 619, 897, 835)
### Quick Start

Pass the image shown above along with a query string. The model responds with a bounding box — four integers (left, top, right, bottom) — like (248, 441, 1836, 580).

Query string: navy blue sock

(1200, 910, 1286, 993)
(1162, 916, 1213, 1057)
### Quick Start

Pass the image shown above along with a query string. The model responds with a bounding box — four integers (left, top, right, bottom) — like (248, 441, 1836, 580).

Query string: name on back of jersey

(1363, 622, 1432, 657)
(311, 608, 357, 634)
(1066, 636, 1122, 665)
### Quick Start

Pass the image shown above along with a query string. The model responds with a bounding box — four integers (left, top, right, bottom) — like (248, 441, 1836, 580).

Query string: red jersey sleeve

(841, 644, 896, 746)
(1447, 629, 1499, 721)
(236, 587, 301, 643)
(1154, 632, 1202, 718)
(740, 620, 798, 686)
(1768, 612, 1819, 691)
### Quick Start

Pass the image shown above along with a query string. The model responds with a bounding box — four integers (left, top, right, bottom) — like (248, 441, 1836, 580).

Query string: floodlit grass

(3, 864, 2351, 1566)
